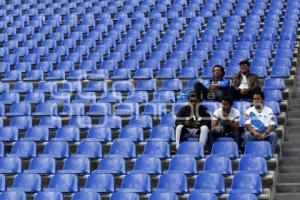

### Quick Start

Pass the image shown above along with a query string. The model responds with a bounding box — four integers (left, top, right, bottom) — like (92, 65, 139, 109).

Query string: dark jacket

(232, 71, 260, 92)
(175, 104, 211, 129)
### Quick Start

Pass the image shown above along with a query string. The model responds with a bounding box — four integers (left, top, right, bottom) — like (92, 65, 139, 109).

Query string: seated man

(243, 90, 278, 154)
(175, 92, 211, 149)
(194, 65, 230, 101)
(229, 60, 261, 100)
(211, 96, 241, 145)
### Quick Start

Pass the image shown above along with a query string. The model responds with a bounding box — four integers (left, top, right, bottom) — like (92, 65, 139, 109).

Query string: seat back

(110, 192, 140, 200)
(75, 141, 102, 158)
(168, 156, 197, 175)
(11, 173, 41, 192)
(120, 173, 151, 193)
(231, 172, 262, 194)
(149, 192, 178, 200)
(143, 141, 170, 158)
(25, 157, 56, 174)
(72, 191, 101, 200)
(239, 155, 268, 175)
(34, 192, 63, 200)
(109, 141, 136, 158)
(188, 191, 218, 200)
(96, 156, 126, 174)
(84, 173, 114, 193)
(203, 155, 233, 175)
(177, 141, 205, 158)
(211, 141, 239, 159)
(48, 174, 78, 192)
(244, 141, 272, 159)
(0, 191, 26, 200)
(132, 156, 162, 175)
(194, 172, 225, 194)
(157, 173, 188, 193)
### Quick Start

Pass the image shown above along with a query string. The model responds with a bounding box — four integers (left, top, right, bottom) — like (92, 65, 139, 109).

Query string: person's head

(212, 65, 225, 79)
(221, 96, 234, 112)
(239, 60, 251, 75)
(188, 92, 199, 108)
(252, 90, 264, 109)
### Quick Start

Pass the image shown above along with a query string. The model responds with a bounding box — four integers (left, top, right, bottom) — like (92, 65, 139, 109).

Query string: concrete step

(281, 142, 300, 149)
(282, 148, 300, 157)
(279, 165, 300, 173)
(280, 157, 300, 166)
(285, 134, 300, 141)
(274, 193, 300, 200)
(286, 118, 300, 126)
(278, 173, 300, 183)
(287, 111, 300, 118)
(276, 183, 300, 193)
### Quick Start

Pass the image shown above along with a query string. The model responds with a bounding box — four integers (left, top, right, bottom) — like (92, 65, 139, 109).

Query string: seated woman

(194, 65, 230, 101)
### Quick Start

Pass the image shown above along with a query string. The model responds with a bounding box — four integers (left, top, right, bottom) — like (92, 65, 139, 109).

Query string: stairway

(274, 67, 300, 200)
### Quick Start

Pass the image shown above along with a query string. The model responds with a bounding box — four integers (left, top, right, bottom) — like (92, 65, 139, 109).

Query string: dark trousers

(210, 130, 240, 146)
(228, 86, 261, 101)
(194, 82, 226, 101)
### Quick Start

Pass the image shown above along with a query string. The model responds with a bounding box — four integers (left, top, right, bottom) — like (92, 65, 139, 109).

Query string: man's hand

(211, 83, 219, 89)
(240, 89, 249, 95)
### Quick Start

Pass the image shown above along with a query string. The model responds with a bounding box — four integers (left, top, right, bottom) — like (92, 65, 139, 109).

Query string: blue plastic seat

(7, 141, 36, 158)
(156, 68, 176, 79)
(58, 157, 90, 174)
(179, 67, 199, 79)
(52, 126, 80, 142)
(0, 191, 26, 200)
(211, 141, 239, 159)
(46, 70, 65, 80)
(10, 116, 32, 130)
(203, 155, 232, 175)
(177, 141, 205, 159)
(35, 81, 57, 93)
(7, 102, 31, 116)
(42, 141, 69, 158)
(85, 127, 112, 142)
(0, 174, 5, 191)
(149, 192, 178, 200)
(131, 156, 162, 175)
(264, 101, 280, 116)
(109, 140, 136, 158)
(60, 103, 85, 116)
(0, 127, 18, 141)
(157, 173, 188, 193)
(99, 92, 122, 103)
(59, 81, 82, 93)
(164, 58, 182, 69)
(127, 115, 153, 129)
(111, 80, 133, 92)
(98, 116, 122, 129)
(72, 192, 101, 200)
(194, 172, 225, 194)
(244, 141, 272, 159)
(79, 61, 96, 71)
(34, 192, 63, 200)
(159, 114, 176, 127)
(9, 173, 41, 192)
(33, 102, 58, 116)
(82, 173, 114, 193)
(119, 173, 151, 193)
(119, 127, 144, 142)
(39, 116, 62, 129)
(142, 102, 167, 116)
(49, 92, 71, 104)
(160, 79, 182, 91)
(263, 78, 285, 90)
(188, 191, 218, 200)
(110, 192, 139, 200)
(86, 103, 111, 116)
(115, 103, 139, 116)
(148, 126, 175, 142)
(263, 89, 283, 102)
(36, 61, 53, 72)
(69, 116, 92, 129)
(24, 157, 56, 174)
(11, 82, 33, 93)
(239, 155, 268, 175)
(152, 91, 176, 103)
(84, 81, 107, 93)
(46, 174, 78, 192)
(0, 92, 20, 104)
(24, 70, 44, 81)
(135, 80, 157, 91)
(133, 68, 153, 79)
(227, 193, 258, 200)
(94, 156, 126, 174)
(231, 172, 262, 194)
(126, 91, 149, 103)
(0, 83, 9, 93)
(168, 156, 197, 175)
(111, 69, 132, 80)
(143, 141, 170, 158)
(74, 141, 102, 158)
(73, 92, 97, 103)
(0, 157, 22, 174)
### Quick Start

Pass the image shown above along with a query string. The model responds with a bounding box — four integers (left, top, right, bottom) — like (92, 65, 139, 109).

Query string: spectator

(211, 96, 241, 145)
(229, 60, 261, 100)
(243, 90, 278, 153)
(194, 65, 230, 101)
(175, 92, 211, 149)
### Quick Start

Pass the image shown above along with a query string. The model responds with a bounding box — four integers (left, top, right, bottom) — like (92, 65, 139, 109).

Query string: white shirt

(245, 106, 276, 132)
(213, 107, 240, 122)
(239, 74, 249, 89)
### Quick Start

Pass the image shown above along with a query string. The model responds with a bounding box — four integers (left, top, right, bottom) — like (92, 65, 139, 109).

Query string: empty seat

(9, 173, 41, 192)
(0, 191, 26, 200)
(168, 156, 197, 175)
(99, 92, 122, 103)
(135, 80, 157, 91)
(110, 192, 139, 200)
(86, 103, 112, 116)
(39, 116, 62, 129)
(149, 192, 178, 200)
(263, 89, 283, 102)
(148, 126, 175, 142)
(34, 192, 63, 200)
(82, 173, 114, 193)
(263, 78, 285, 90)
(35, 81, 57, 93)
(188, 191, 218, 200)
(49, 92, 71, 104)
(24, 93, 45, 104)
(143, 141, 170, 158)
(0, 157, 22, 174)
(126, 91, 149, 103)
(203, 155, 232, 175)
(10, 82, 33, 93)
(156, 173, 188, 193)
(8, 141, 36, 158)
(0, 93, 20, 104)
(73, 92, 97, 103)
(72, 191, 101, 200)
(60, 103, 85, 116)
(6, 102, 31, 116)
(231, 172, 262, 194)
(177, 141, 205, 159)
(24, 157, 56, 174)
(111, 80, 133, 92)
(109, 140, 136, 158)
(239, 155, 268, 175)
(119, 173, 151, 193)
(119, 127, 144, 142)
(160, 79, 183, 91)
(74, 141, 102, 158)
(211, 141, 239, 159)
(115, 103, 139, 116)
(127, 115, 153, 129)
(59, 81, 82, 93)
(98, 116, 122, 129)
(42, 141, 69, 158)
(46, 174, 78, 193)
(244, 141, 272, 159)
(58, 157, 90, 174)
(131, 156, 162, 175)
(52, 126, 80, 142)
(194, 172, 225, 194)
(33, 102, 58, 116)
(227, 193, 257, 200)
(152, 91, 175, 103)
(84, 81, 108, 92)
(0, 127, 18, 141)
(85, 127, 112, 142)
(94, 156, 126, 174)
(69, 116, 92, 129)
